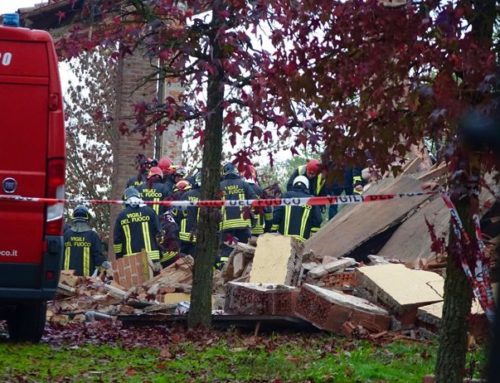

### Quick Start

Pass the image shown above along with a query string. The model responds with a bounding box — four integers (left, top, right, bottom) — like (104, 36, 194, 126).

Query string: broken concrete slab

(378, 197, 450, 265)
(249, 233, 303, 285)
(295, 284, 390, 333)
(417, 300, 485, 328)
(304, 176, 431, 260)
(356, 264, 444, 314)
(324, 258, 357, 273)
(225, 282, 299, 316)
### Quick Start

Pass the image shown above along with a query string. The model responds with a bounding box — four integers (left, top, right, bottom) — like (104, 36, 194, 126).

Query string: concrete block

(249, 233, 303, 285)
(295, 284, 390, 333)
(225, 282, 299, 316)
(233, 252, 246, 278)
(308, 265, 328, 279)
(323, 257, 356, 273)
(163, 293, 191, 305)
(356, 264, 444, 314)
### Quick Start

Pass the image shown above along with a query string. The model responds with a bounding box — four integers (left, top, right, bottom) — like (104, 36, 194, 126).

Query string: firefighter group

(63, 154, 367, 277)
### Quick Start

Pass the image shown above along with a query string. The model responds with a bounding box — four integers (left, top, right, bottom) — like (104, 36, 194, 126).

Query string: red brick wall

(108, 53, 183, 259)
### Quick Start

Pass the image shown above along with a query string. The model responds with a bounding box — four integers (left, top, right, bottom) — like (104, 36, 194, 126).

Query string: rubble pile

(48, 161, 498, 342)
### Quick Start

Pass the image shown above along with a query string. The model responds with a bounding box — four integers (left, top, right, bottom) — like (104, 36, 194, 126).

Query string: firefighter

(126, 154, 157, 188)
(63, 205, 105, 277)
(177, 173, 202, 256)
(286, 159, 326, 197)
(240, 165, 272, 236)
(113, 187, 161, 264)
(218, 162, 257, 267)
(271, 176, 322, 242)
(137, 166, 170, 216)
(158, 156, 175, 195)
(157, 207, 181, 268)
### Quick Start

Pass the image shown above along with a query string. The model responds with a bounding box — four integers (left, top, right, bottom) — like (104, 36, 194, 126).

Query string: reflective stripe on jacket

(220, 175, 257, 231)
(63, 228, 103, 277)
(113, 205, 161, 261)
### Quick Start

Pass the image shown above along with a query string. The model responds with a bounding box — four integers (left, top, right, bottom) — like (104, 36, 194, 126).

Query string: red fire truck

(0, 13, 65, 342)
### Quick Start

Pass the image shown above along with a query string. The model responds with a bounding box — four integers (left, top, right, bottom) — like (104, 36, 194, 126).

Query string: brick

(225, 282, 299, 316)
(295, 284, 390, 333)
(111, 251, 153, 289)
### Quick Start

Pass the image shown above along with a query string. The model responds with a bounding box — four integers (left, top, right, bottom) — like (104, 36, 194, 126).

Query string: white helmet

(293, 175, 309, 190)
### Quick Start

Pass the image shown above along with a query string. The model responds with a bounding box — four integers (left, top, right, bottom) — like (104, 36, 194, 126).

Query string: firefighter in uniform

(137, 166, 171, 216)
(286, 159, 326, 197)
(271, 176, 322, 242)
(63, 205, 105, 277)
(158, 156, 175, 195)
(157, 207, 181, 268)
(126, 155, 157, 188)
(240, 165, 272, 236)
(113, 187, 161, 264)
(219, 163, 257, 266)
(177, 173, 202, 256)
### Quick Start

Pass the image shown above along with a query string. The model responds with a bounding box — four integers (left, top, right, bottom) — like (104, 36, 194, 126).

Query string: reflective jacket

(220, 174, 257, 231)
(286, 165, 325, 196)
(113, 204, 161, 261)
(248, 183, 272, 235)
(63, 223, 104, 277)
(271, 187, 322, 242)
(126, 173, 147, 188)
(177, 188, 201, 243)
(137, 181, 171, 216)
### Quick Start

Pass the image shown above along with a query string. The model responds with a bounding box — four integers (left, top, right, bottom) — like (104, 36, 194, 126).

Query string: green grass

(0, 333, 486, 383)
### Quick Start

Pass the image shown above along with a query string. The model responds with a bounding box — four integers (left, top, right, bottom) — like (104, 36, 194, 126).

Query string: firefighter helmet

(123, 186, 141, 200)
(158, 156, 173, 174)
(72, 205, 90, 222)
(222, 162, 238, 176)
(305, 159, 321, 176)
(148, 166, 163, 179)
(174, 166, 187, 178)
(174, 180, 192, 193)
(293, 175, 310, 190)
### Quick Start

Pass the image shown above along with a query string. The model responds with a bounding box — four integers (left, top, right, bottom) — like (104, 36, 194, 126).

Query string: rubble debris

(111, 251, 153, 289)
(356, 264, 444, 315)
(249, 233, 303, 285)
(223, 242, 255, 283)
(295, 284, 391, 333)
(225, 282, 299, 316)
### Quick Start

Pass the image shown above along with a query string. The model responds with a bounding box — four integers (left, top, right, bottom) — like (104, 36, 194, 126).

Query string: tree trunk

(435, 213, 472, 383)
(187, 1, 225, 328)
(435, 2, 495, 381)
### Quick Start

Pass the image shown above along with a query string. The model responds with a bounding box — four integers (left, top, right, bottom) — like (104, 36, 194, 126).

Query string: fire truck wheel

(7, 301, 47, 343)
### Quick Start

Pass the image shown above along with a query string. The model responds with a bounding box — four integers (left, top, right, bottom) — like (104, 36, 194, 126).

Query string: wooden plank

(416, 163, 447, 183)
(400, 157, 422, 176)
(304, 176, 430, 259)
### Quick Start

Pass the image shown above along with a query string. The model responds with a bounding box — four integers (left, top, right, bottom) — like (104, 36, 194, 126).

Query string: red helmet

(174, 180, 192, 193)
(148, 166, 163, 179)
(158, 156, 173, 174)
(306, 159, 321, 176)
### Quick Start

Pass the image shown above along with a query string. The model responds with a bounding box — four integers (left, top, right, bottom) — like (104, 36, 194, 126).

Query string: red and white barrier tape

(0, 191, 437, 208)
(441, 194, 496, 322)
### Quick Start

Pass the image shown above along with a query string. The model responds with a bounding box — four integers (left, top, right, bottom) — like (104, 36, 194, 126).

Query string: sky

(0, 1, 40, 14)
